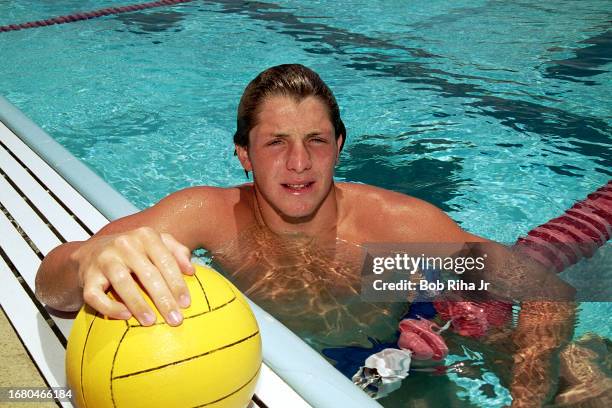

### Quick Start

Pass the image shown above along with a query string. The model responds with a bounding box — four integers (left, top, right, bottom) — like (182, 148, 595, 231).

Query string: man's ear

(335, 134, 345, 163)
(235, 144, 253, 172)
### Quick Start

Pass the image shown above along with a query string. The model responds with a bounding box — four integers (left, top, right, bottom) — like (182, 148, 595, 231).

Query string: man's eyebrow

(268, 131, 325, 137)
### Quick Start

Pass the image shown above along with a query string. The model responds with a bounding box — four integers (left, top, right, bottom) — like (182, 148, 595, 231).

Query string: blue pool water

(1, 1, 610, 406)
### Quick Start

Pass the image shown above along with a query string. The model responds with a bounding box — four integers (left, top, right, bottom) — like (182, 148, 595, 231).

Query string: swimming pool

(1, 0, 610, 406)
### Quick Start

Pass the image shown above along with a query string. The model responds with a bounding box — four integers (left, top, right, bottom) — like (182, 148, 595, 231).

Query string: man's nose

(286, 142, 312, 173)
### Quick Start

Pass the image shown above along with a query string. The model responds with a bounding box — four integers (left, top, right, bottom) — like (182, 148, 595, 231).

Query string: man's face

(237, 95, 343, 220)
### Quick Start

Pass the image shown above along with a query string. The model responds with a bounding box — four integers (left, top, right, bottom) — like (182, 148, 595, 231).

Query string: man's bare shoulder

(337, 182, 474, 242)
(337, 182, 437, 218)
(106, 184, 253, 249)
(338, 182, 429, 209)
(160, 185, 245, 208)
(158, 184, 255, 224)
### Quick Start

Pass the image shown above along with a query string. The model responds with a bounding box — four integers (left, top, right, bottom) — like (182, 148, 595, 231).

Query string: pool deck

(0, 308, 56, 408)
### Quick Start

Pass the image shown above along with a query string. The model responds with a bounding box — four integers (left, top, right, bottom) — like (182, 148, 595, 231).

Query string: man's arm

(379, 191, 576, 406)
(509, 301, 576, 407)
(427, 212, 576, 406)
(425, 214, 576, 407)
(35, 186, 227, 326)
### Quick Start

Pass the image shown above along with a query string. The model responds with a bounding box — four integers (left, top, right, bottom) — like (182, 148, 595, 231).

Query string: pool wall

(0, 94, 381, 408)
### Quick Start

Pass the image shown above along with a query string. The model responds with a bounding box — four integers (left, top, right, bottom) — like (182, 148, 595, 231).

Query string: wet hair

(233, 64, 346, 151)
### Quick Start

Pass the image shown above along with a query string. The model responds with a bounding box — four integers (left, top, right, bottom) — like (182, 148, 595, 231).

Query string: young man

(36, 64, 573, 407)
(36, 64, 486, 326)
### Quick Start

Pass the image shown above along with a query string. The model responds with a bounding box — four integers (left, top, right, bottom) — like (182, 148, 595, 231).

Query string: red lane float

(0, 0, 196, 33)
(516, 180, 611, 272)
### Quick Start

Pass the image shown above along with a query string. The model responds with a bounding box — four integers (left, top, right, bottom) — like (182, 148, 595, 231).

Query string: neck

(252, 184, 340, 240)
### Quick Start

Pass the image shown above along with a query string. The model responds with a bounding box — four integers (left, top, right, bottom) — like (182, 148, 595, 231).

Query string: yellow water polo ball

(66, 264, 262, 408)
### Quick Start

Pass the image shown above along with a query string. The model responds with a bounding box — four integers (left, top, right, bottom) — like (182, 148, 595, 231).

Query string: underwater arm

(509, 301, 576, 407)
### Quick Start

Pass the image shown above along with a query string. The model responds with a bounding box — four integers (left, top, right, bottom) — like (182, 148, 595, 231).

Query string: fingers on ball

(161, 233, 194, 275)
(146, 239, 191, 308)
(83, 272, 132, 320)
(106, 263, 156, 325)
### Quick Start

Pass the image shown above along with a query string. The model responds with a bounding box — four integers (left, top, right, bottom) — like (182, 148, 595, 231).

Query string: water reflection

(209, 0, 612, 174)
(544, 30, 612, 84)
(115, 10, 187, 34)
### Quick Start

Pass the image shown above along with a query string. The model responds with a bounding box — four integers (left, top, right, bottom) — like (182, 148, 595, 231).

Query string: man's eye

(311, 137, 327, 143)
(267, 139, 282, 146)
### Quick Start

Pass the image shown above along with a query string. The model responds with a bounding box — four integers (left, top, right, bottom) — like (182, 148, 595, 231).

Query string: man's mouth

(281, 182, 315, 193)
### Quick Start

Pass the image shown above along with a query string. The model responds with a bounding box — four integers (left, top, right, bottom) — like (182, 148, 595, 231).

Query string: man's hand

(71, 227, 195, 326)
